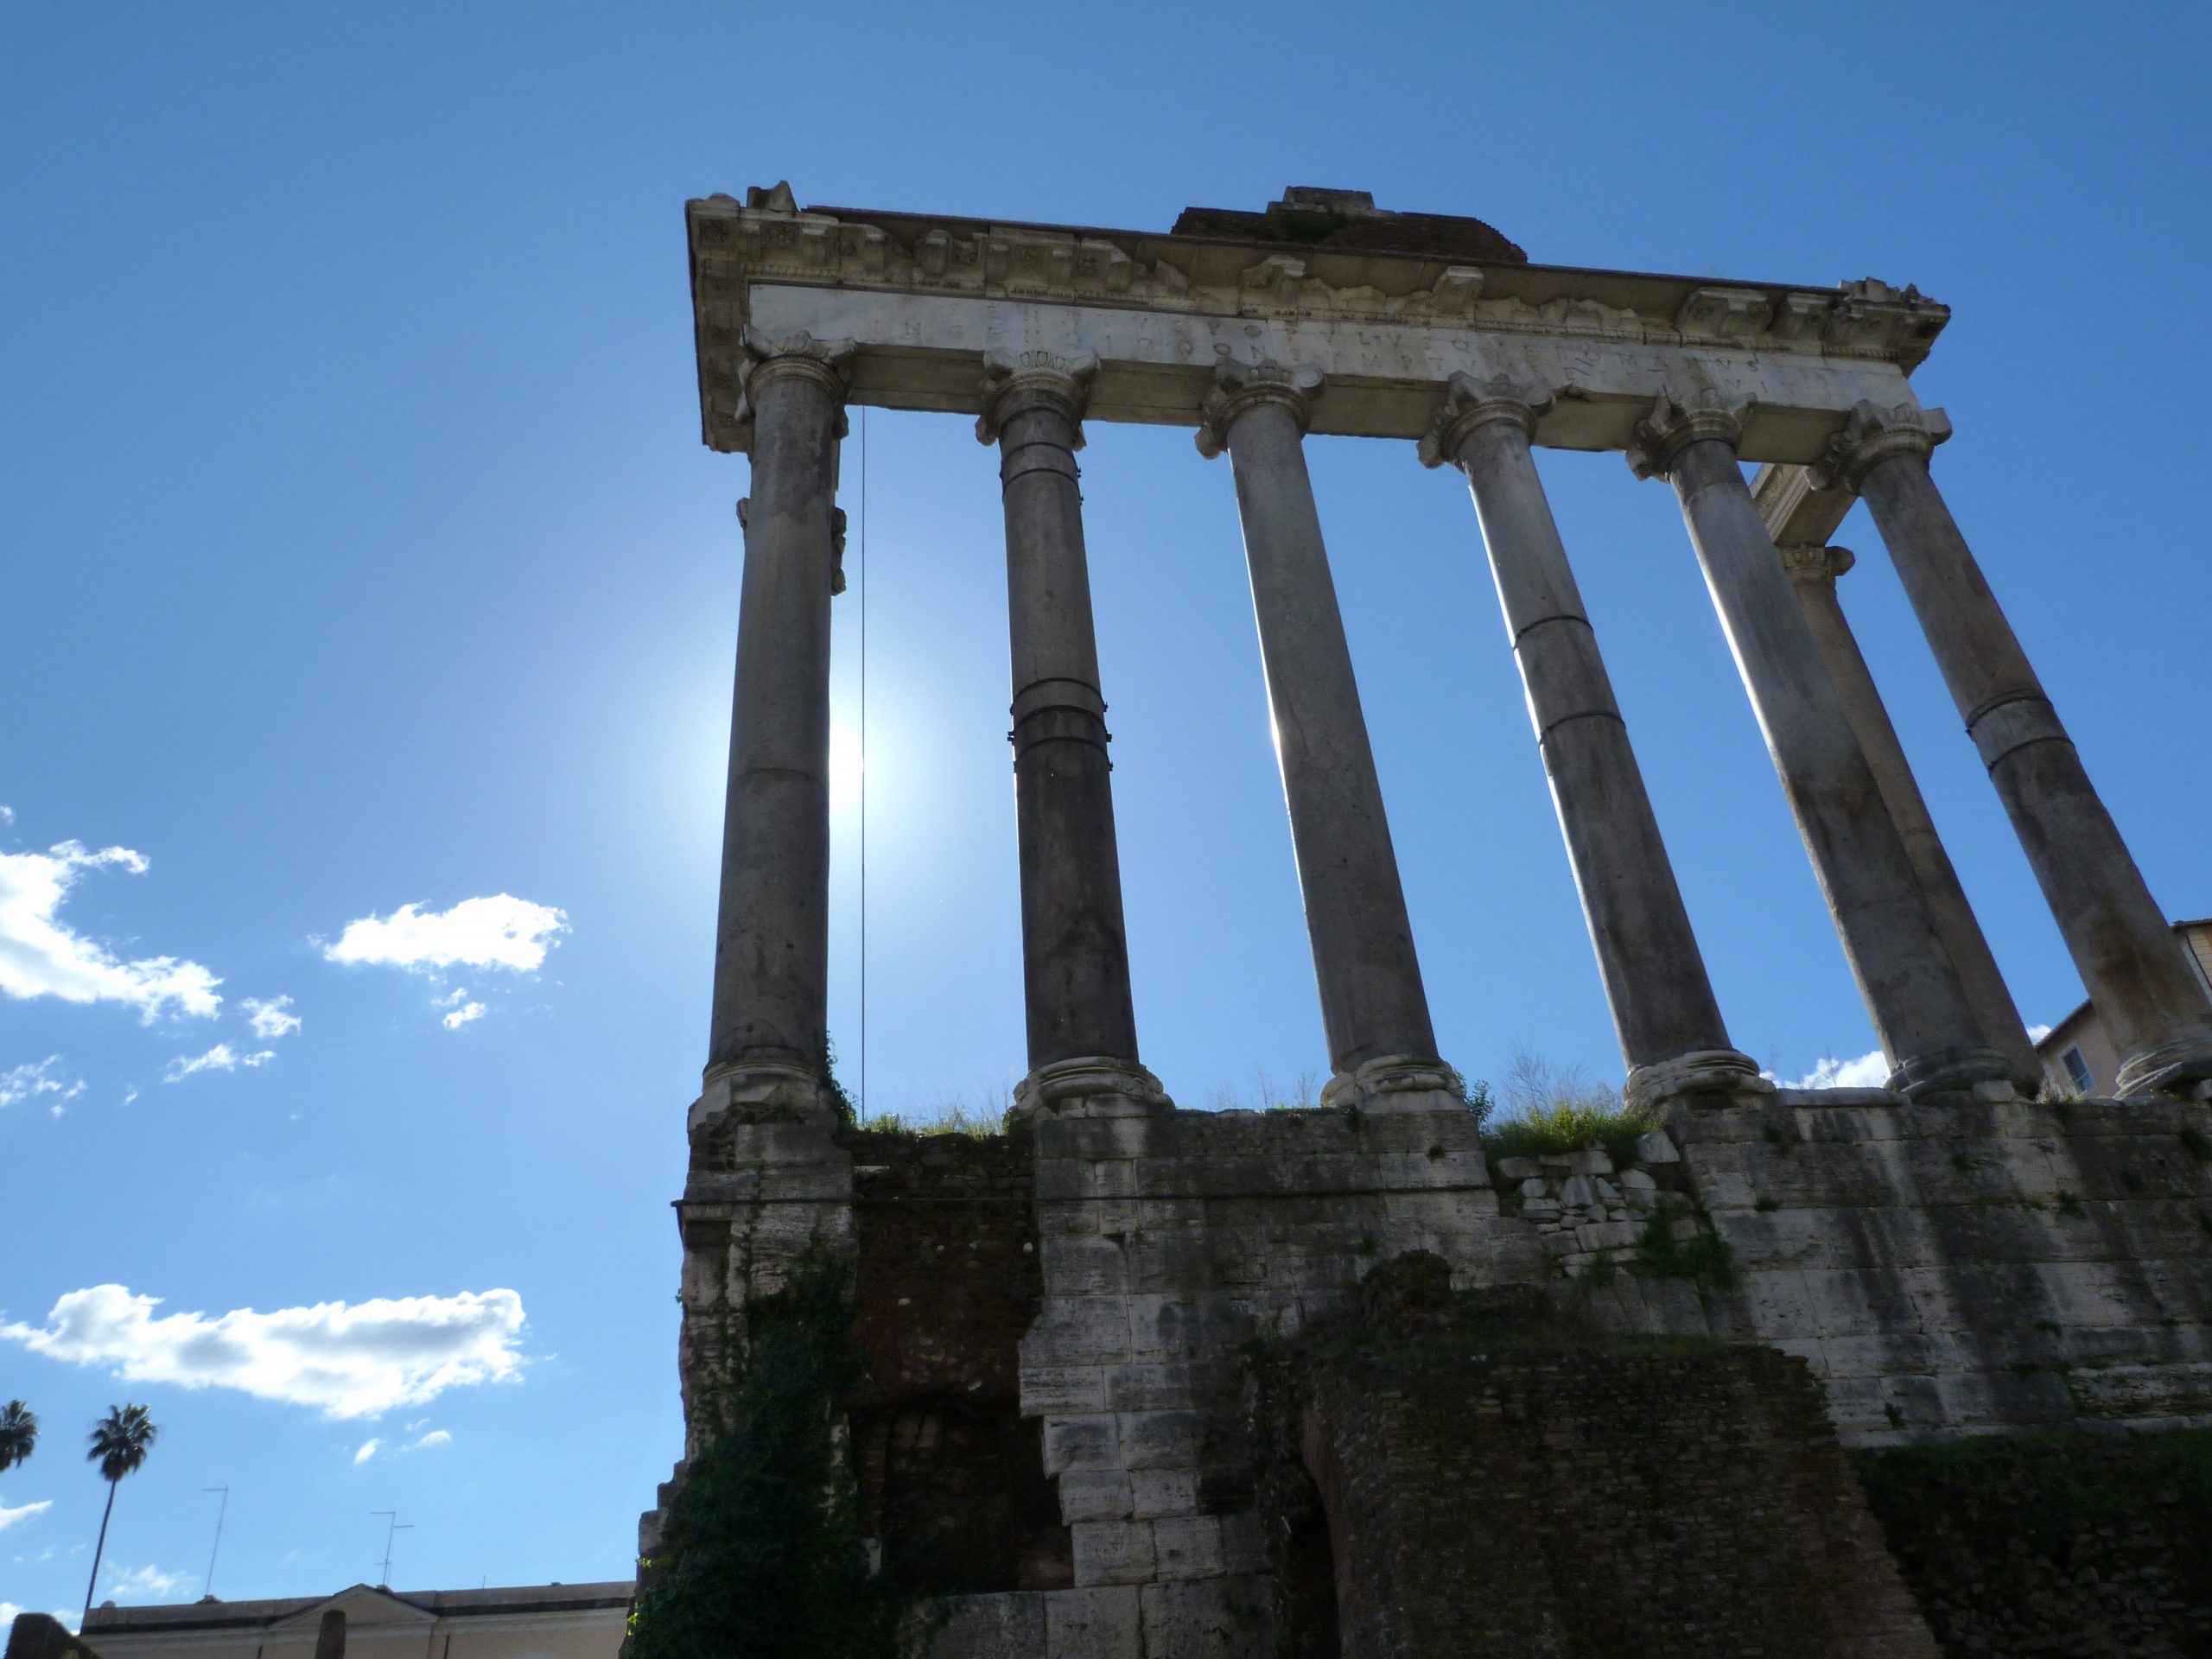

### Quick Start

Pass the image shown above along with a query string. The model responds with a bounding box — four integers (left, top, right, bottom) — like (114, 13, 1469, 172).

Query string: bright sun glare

(830, 719, 866, 811)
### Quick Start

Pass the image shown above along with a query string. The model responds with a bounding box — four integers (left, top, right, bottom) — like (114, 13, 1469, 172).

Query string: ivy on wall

(625, 1250, 914, 1659)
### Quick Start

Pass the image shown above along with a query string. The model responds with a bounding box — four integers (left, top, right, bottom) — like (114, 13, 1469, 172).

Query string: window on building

(2063, 1046, 2093, 1094)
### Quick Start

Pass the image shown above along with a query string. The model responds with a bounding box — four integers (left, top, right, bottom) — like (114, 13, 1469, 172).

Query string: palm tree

(82, 1403, 158, 1623)
(0, 1401, 36, 1472)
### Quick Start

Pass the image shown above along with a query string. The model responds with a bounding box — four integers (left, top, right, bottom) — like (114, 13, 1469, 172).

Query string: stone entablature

(686, 183, 1945, 457)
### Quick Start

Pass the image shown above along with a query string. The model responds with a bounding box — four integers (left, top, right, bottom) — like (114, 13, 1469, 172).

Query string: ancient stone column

(1424, 374, 1762, 1108)
(1627, 390, 2010, 1099)
(1198, 360, 1460, 1109)
(1777, 540, 2040, 1084)
(705, 329, 852, 1090)
(978, 351, 1161, 1110)
(1816, 403, 2212, 1096)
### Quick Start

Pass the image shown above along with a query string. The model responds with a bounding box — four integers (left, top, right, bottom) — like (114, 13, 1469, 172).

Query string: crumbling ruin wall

(649, 1085, 2212, 1656)
(1582, 1091, 2212, 1441)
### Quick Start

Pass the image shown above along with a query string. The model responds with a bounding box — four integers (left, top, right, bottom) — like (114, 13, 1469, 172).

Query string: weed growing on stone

(819, 1034, 860, 1129)
(1635, 1215, 1740, 1290)
(1482, 1099, 1658, 1168)
(861, 1101, 1007, 1138)
(2055, 1189, 2085, 1218)
(1478, 1051, 1655, 1167)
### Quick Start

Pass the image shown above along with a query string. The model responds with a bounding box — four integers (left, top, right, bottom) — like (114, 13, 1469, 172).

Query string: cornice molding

(1418, 371, 1554, 468)
(1809, 399, 1954, 493)
(1193, 359, 1325, 459)
(974, 348, 1098, 447)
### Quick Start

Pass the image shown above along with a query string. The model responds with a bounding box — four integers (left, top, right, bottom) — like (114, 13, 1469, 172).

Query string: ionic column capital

(1624, 387, 1751, 480)
(1777, 542, 1857, 585)
(1417, 372, 1554, 468)
(730, 328, 855, 448)
(975, 348, 1098, 447)
(1194, 359, 1325, 459)
(1809, 400, 1953, 493)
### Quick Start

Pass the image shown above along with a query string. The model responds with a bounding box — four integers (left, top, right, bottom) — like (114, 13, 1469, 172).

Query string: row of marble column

(704, 328, 2212, 1112)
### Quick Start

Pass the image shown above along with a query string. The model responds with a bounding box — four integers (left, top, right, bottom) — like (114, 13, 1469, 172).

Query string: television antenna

(201, 1487, 230, 1597)
(371, 1511, 411, 1587)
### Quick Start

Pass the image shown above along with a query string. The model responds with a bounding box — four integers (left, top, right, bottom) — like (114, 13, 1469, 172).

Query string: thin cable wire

(859, 405, 868, 1120)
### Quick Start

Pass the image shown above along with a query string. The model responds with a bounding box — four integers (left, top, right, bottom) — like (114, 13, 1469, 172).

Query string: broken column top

(1171, 186, 1527, 265)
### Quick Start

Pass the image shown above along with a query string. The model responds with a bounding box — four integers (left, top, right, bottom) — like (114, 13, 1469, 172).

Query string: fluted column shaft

(1200, 365, 1444, 1091)
(707, 336, 849, 1081)
(1430, 379, 1759, 1106)
(1823, 404, 2212, 1095)
(1630, 396, 2008, 1098)
(982, 354, 1143, 1074)
(1779, 543, 2040, 1084)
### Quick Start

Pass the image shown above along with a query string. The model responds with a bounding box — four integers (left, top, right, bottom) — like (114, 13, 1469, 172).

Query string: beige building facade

(2039, 921, 2212, 1096)
(71, 1582, 629, 1659)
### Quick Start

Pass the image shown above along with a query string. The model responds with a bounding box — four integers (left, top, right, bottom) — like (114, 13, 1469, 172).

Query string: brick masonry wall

(1292, 1329, 1936, 1658)
(1853, 1427, 2212, 1657)
(839, 1127, 1071, 1594)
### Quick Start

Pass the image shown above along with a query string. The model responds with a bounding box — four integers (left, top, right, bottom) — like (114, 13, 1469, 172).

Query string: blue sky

(4, 1, 2209, 1624)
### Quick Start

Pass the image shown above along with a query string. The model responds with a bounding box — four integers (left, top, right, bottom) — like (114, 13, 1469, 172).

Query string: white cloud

(0, 805, 14, 823)
(1787, 1049, 1891, 1090)
(0, 842, 221, 1020)
(241, 995, 302, 1040)
(162, 1045, 275, 1083)
(322, 896, 568, 974)
(442, 1001, 486, 1032)
(2028, 1022, 2054, 1043)
(1, 1283, 528, 1420)
(121, 1086, 138, 1105)
(0, 1497, 52, 1533)
(1, 1057, 83, 1113)
(434, 988, 469, 1007)
(0, 1605, 18, 1628)
(354, 1426, 449, 1465)
(107, 1564, 192, 1600)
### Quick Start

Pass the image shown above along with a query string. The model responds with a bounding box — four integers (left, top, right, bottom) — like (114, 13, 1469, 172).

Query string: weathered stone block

(1118, 1408, 1212, 1470)
(1041, 1234, 1130, 1296)
(1057, 1471, 1135, 1522)
(1139, 1575, 1274, 1659)
(1106, 1361, 1235, 1413)
(1021, 1297, 1134, 1368)
(1071, 1518, 1157, 1586)
(1045, 1585, 1141, 1659)
(1149, 1514, 1225, 1580)
(1043, 1414, 1122, 1474)
(1127, 1468, 1200, 1520)
(921, 1592, 1047, 1657)
(1023, 1364, 1109, 1415)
